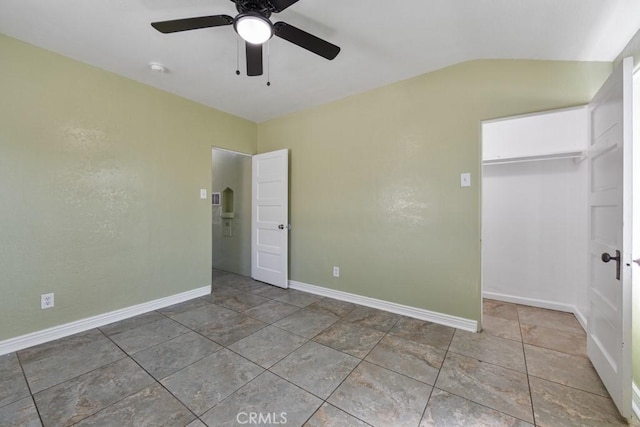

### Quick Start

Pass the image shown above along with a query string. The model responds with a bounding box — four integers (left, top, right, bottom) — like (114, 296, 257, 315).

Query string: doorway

(211, 147, 252, 276)
(480, 107, 589, 324)
(481, 58, 636, 419)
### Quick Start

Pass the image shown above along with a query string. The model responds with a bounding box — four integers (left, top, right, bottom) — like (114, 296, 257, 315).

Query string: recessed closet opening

(481, 106, 590, 329)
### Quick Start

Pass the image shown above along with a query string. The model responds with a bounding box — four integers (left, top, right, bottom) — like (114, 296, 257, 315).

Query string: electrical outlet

(41, 293, 54, 310)
(333, 266, 340, 277)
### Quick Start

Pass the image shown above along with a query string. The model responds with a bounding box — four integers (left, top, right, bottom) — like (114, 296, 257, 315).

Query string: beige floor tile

(435, 352, 533, 423)
(389, 317, 455, 350)
(421, 388, 533, 426)
(517, 305, 583, 333)
(271, 341, 359, 399)
(313, 321, 385, 359)
(449, 330, 526, 372)
(482, 314, 522, 341)
(365, 334, 445, 385)
(530, 376, 626, 427)
(305, 298, 358, 318)
(242, 300, 300, 324)
(524, 344, 608, 396)
(0, 397, 41, 427)
(328, 361, 432, 427)
(74, 384, 195, 426)
(483, 299, 519, 321)
(160, 349, 263, 415)
(0, 353, 30, 408)
(273, 309, 338, 338)
(342, 306, 400, 333)
(520, 323, 586, 357)
(227, 326, 306, 368)
(201, 372, 322, 427)
(304, 403, 369, 427)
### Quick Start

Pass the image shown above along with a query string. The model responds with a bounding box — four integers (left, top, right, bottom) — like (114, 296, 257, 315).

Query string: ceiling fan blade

(270, 0, 301, 13)
(274, 22, 340, 60)
(246, 43, 263, 76)
(151, 15, 233, 34)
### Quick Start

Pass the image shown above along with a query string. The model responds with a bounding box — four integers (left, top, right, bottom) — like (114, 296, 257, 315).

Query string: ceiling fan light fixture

(234, 12, 273, 44)
(149, 62, 168, 73)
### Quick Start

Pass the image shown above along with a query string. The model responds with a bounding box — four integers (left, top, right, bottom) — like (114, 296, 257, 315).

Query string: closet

(481, 106, 590, 327)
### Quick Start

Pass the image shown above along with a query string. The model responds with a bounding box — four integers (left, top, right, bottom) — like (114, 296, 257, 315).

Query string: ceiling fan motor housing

(233, 0, 273, 17)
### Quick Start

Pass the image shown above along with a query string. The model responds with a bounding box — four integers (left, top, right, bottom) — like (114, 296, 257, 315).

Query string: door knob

(634, 258, 640, 266)
(601, 250, 621, 280)
(278, 224, 285, 230)
(601, 252, 620, 263)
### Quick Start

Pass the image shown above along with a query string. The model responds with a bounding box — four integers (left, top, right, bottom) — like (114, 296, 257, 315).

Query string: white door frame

(630, 66, 640, 420)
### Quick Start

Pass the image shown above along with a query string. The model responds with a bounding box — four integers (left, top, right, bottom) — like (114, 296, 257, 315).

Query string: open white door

(251, 149, 289, 288)
(587, 57, 633, 418)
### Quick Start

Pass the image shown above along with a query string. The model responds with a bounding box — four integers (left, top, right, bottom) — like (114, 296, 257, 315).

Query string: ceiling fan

(151, 0, 341, 77)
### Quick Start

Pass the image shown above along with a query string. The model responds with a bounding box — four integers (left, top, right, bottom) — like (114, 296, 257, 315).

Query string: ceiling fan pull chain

(235, 35, 240, 75)
(266, 40, 271, 86)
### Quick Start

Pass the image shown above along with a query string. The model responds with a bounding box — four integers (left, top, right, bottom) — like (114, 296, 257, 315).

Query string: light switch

(460, 173, 471, 187)
(200, 189, 207, 199)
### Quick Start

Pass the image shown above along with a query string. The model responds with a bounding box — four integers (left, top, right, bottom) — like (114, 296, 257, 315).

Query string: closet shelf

(482, 150, 586, 165)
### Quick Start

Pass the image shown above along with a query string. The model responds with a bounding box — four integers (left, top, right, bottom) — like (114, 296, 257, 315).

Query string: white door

(587, 57, 633, 418)
(251, 149, 289, 288)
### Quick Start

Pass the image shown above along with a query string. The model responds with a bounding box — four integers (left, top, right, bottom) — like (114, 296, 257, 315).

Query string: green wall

(0, 34, 257, 340)
(258, 59, 612, 324)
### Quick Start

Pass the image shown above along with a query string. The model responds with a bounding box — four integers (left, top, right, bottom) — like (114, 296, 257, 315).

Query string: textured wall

(258, 59, 611, 324)
(0, 34, 256, 340)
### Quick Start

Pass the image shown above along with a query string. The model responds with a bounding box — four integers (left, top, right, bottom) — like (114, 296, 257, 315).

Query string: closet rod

(483, 151, 586, 166)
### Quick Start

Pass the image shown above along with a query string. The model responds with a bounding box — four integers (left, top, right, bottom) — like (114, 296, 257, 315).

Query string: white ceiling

(1, 0, 639, 122)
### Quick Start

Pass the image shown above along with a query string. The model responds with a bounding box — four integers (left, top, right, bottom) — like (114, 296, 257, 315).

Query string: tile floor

(0, 270, 634, 426)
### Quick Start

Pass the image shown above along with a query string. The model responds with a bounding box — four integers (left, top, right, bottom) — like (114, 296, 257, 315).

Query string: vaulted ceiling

(1, 0, 639, 122)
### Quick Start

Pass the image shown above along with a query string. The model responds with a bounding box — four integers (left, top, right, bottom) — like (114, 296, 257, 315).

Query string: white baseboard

(290, 280, 477, 332)
(483, 291, 588, 332)
(482, 291, 575, 313)
(633, 381, 640, 421)
(573, 306, 588, 332)
(0, 286, 210, 356)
